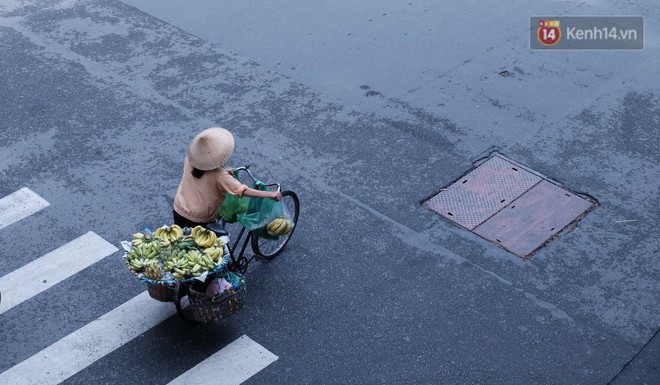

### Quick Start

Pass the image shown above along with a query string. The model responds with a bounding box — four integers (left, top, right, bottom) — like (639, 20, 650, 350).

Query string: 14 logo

(537, 20, 561, 46)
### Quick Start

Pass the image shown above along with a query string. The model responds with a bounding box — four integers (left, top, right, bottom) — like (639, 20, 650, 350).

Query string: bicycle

(172, 165, 300, 323)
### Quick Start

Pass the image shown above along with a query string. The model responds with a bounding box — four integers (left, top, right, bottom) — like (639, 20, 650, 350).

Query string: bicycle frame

(174, 165, 297, 323)
(224, 224, 253, 274)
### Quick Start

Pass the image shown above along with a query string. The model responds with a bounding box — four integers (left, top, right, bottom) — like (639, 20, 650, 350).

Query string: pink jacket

(173, 156, 247, 223)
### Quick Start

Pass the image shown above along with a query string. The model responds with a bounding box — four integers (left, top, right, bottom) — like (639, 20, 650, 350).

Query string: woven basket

(146, 282, 176, 302)
(187, 281, 246, 322)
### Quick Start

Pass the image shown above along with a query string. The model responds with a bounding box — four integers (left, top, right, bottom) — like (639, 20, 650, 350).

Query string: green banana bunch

(131, 232, 147, 246)
(163, 254, 192, 281)
(185, 249, 202, 268)
(127, 242, 160, 262)
(129, 257, 158, 273)
(195, 249, 216, 271)
(158, 238, 171, 248)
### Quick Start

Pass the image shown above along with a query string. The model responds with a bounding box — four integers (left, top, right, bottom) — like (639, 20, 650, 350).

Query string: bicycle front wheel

(251, 190, 299, 260)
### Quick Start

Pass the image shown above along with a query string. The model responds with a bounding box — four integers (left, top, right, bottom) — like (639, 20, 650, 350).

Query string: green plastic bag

(218, 174, 249, 223)
(219, 175, 289, 240)
(236, 181, 285, 232)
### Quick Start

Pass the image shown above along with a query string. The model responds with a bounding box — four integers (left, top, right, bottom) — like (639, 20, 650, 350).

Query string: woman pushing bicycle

(172, 127, 281, 229)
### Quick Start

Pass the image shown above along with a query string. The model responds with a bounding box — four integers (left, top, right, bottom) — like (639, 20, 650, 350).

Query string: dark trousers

(172, 209, 212, 229)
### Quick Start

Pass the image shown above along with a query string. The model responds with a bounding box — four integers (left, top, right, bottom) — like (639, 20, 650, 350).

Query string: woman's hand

(271, 191, 282, 201)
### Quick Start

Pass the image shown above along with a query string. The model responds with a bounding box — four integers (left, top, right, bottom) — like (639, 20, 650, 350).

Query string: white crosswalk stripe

(0, 187, 49, 231)
(0, 231, 118, 315)
(168, 335, 279, 385)
(0, 187, 278, 385)
(0, 291, 176, 385)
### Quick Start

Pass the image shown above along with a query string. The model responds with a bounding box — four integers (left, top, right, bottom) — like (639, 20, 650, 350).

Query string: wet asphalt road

(0, 0, 659, 384)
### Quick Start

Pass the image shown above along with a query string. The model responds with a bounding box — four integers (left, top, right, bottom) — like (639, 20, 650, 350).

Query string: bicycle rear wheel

(251, 190, 299, 260)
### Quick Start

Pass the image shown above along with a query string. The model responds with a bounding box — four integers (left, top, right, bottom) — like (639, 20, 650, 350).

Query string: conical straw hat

(187, 127, 235, 171)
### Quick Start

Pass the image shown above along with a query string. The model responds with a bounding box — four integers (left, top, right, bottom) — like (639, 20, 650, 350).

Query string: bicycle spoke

(251, 191, 299, 260)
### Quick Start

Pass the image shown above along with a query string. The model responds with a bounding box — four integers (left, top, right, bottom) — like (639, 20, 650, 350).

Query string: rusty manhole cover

(424, 154, 597, 258)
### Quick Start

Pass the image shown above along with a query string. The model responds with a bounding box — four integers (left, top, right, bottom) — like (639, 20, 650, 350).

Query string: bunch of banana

(144, 263, 163, 280)
(127, 242, 160, 262)
(129, 257, 158, 273)
(128, 257, 144, 272)
(163, 254, 190, 281)
(154, 225, 184, 241)
(188, 249, 215, 271)
(185, 249, 203, 268)
(158, 247, 174, 263)
(184, 250, 205, 275)
(197, 253, 217, 271)
(203, 245, 225, 264)
(157, 238, 171, 248)
(266, 217, 293, 236)
(190, 226, 218, 248)
(132, 231, 158, 246)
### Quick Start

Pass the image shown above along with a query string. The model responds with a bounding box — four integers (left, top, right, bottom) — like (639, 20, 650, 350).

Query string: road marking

(0, 231, 118, 315)
(0, 291, 176, 385)
(168, 335, 279, 385)
(0, 187, 50, 231)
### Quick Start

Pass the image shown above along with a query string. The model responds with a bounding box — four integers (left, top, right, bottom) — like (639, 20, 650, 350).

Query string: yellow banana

(194, 226, 206, 238)
(283, 220, 293, 234)
(196, 231, 208, 247)
(154, 228, 166, 238)
(273, 219, 287, 234)
(204, 248, 218, 261)
(209, 231, 218, 244)
(172, 225, 183, 238)
(195, 231, 207, 246)
(205, 232, 218, 248)
(203, 255, 215, 268)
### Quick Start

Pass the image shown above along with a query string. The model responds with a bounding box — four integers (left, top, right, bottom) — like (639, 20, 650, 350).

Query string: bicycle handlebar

(233, 165, 281, 192)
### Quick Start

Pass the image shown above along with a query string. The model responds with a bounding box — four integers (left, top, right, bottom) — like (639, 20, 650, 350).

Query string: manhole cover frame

(423, 152, 598, 258)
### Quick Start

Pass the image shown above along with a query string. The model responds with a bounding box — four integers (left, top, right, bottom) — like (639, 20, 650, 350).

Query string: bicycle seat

(205, 219, 228, 237)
